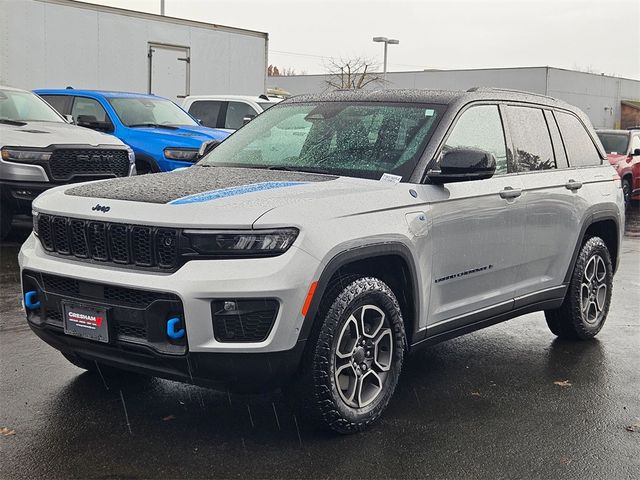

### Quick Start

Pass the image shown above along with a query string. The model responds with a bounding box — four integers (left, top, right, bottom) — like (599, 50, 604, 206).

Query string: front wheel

(545, 236, 613, 340)
(289, 276, 406, 434)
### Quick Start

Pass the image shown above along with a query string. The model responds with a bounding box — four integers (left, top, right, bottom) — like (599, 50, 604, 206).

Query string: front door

(424, 104, 526, 327)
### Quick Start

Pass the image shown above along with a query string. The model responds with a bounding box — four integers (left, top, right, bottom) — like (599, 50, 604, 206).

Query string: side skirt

(410, 286, 566, 350)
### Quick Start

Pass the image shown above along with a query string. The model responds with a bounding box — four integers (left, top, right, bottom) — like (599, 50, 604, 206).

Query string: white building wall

(0, 0, 267, 99)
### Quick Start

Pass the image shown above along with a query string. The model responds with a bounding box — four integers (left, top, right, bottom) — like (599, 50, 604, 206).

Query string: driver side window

(443, 105, 510, 175)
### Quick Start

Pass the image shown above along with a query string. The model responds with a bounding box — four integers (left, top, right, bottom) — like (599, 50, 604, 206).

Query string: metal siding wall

(269, 68, 640, 129)
(268, 68, 548, 96)
(546, 68, 622, 128)
(546, 69, 640, 128)
(1, 0, 266, 96)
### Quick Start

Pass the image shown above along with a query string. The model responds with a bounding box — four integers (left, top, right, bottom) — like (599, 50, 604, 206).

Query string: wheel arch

(564, 210, 621, 283)
(299, 242, 420, 347)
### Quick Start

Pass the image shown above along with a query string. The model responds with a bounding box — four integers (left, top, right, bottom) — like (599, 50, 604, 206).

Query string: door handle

(499, 187, 522, 199)
(565, 179, 583, 191)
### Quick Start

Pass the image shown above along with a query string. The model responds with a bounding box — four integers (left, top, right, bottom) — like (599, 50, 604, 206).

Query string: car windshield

(108, 97, 198, 127)
(597, 132, 629, 154)
(0, 89, 64, 123)
(198, 102, 443, 180)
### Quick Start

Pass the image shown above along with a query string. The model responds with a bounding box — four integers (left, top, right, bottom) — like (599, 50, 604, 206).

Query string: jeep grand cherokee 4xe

(1, 86, 134, 240)
(19, 88, 624, 434)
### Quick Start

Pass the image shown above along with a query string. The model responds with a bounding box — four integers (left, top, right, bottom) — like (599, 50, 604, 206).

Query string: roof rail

(466, 86, 558, 101)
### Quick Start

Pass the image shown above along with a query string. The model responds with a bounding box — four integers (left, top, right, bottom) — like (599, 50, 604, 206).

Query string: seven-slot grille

(37, 214, 179, 270)
(49, 149, 130, 181)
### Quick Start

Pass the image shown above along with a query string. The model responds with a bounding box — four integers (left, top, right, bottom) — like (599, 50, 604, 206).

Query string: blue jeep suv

(35, 90, 231, 173)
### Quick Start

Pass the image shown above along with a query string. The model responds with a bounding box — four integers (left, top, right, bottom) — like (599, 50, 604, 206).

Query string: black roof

(285, 87, 573, 110)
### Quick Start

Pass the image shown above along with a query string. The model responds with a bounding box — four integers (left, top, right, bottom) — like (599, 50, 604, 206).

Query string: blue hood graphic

(169, 182, 307, 204)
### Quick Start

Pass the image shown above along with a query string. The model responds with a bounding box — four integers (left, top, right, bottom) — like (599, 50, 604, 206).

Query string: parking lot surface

(1, 211, 639, 479)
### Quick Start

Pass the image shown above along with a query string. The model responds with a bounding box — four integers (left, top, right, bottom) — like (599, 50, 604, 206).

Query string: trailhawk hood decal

(65, 166, 334, 203)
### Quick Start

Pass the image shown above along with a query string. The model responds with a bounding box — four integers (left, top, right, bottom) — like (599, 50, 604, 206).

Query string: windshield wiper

(128, 123, 179, 129)
(267, 165, 334, 175)
(0, 119, 27, 126)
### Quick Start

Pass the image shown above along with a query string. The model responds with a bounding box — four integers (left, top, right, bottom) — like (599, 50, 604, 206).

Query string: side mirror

(242, 114, 256, 126)
(64, 114, 75, 124)
(427, 148, 496, 184)
(76, 115, 114, 132)
(632, 148, 640, 156)
(198, 140, 221, 157)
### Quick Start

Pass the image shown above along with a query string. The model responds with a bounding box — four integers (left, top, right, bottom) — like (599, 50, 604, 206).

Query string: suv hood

(33, 166, 413, 229)
(0, 121, 125, 148)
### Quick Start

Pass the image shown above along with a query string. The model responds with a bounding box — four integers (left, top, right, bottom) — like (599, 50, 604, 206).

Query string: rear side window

(555, 112, 601, 167)
(40, 95, 71, 115)
(188, 100, 223, 128)
(443, 105, 510, 174)
(506, 106, 555, 171)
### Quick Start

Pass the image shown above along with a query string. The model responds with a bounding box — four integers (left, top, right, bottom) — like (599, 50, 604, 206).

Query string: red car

(597, 128, 640, 207)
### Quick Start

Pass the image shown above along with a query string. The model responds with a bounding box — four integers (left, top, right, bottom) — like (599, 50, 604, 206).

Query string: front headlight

(184, 228, 299, 257)
(1, 148, 52, 162)
(164, 148, 199, 161)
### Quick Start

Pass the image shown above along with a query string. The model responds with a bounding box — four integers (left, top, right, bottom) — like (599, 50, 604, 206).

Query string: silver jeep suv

(20, 88, 624, 434)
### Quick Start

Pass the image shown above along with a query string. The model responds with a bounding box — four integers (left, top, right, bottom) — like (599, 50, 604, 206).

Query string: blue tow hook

(24, 291, 41, 310)
(167, 317, 185, 340)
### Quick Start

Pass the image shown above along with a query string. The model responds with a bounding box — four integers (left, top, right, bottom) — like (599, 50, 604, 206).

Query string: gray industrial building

(268, 66, 640, 129)
(0, 0, 269, 102)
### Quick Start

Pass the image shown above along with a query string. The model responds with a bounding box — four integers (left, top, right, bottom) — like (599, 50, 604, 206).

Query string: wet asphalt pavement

(1, 211, 639, 480)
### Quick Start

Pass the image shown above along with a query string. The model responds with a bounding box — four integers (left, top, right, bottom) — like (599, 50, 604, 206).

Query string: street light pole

(373, 36, 399, 81)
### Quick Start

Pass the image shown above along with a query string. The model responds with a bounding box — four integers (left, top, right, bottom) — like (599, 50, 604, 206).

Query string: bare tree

(268, 65, 297, 76)
(324, 57, 383, 90)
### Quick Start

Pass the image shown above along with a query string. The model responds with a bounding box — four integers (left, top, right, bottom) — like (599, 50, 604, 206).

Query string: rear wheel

(545, 236, 613, 339)
(288, 276, 406, 434)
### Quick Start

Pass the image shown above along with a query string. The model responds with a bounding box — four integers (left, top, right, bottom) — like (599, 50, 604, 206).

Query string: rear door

(426, 103, 526, 327)
(505, 104, 578, 301)
(512, 106, 608, 300)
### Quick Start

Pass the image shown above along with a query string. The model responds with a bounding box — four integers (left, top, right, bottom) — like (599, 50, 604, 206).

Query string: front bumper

(29, 322, 306, 392)
(19, 234, 321, 386)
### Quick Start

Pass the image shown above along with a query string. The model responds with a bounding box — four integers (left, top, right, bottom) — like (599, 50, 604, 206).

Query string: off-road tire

(287, 276, 406, 434)
(545, 236, 613, 340)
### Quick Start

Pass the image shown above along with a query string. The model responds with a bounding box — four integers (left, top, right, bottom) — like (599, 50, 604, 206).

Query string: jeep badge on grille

(92, 204, 111, 213)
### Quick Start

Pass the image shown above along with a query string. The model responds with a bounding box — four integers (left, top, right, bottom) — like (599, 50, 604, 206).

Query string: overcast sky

(84, 0, 640, 79)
